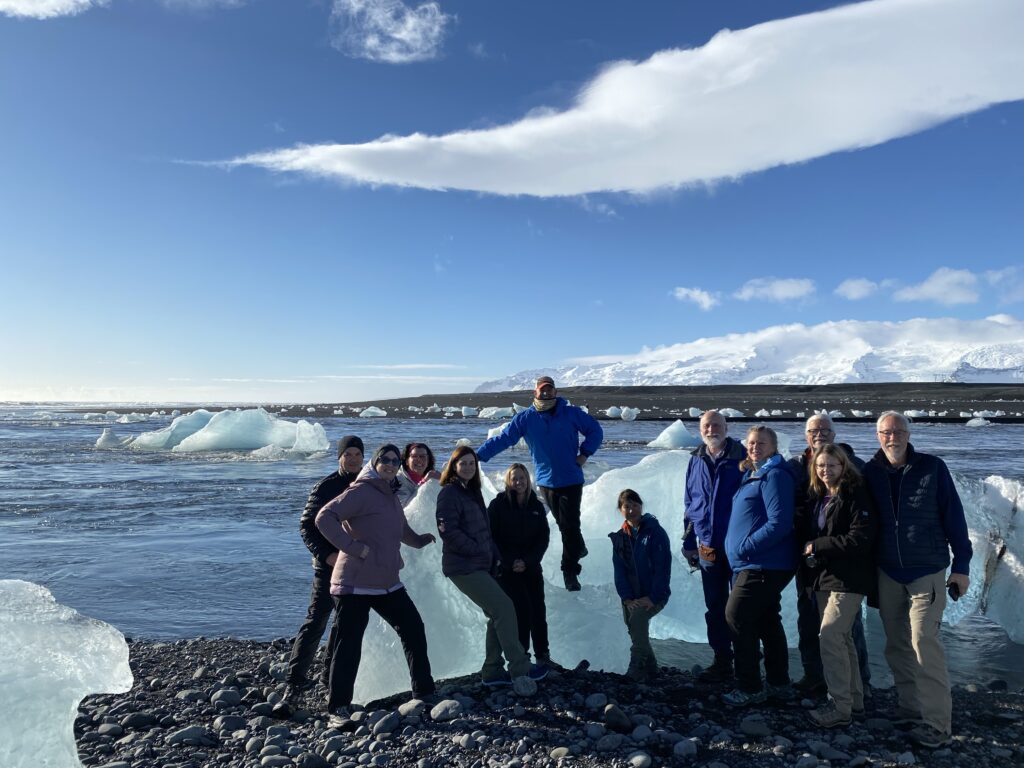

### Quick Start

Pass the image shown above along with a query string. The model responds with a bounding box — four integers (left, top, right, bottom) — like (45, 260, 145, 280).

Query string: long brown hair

(739, 425, 778, 472)
(441, 445, 482, 486)
(808, 443, 861, 497)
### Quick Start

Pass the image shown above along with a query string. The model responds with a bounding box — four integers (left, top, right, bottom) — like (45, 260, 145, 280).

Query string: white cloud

(0, 0, 103, 19)
(232, 0, 1024, 197)
(733, 277, 815, 303)
(835, 278, 878, 300)
(672, 286, 720, 311)
(330, 0, 452, 64)
(350, 363, 465, 370)
(893, 267, 979, 305)
(986, 266, 1024, 304)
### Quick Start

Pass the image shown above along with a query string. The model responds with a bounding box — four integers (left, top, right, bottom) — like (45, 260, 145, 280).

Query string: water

(2, 406, 1022, 687)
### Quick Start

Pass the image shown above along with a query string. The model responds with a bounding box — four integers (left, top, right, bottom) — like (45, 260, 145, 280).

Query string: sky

(1, 0, 1022, 403)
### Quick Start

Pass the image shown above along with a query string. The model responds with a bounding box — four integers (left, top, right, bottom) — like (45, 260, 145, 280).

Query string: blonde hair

(503, 463, 531, 493)
(739, 425, 778, 472)
(808, 443, 861, 497)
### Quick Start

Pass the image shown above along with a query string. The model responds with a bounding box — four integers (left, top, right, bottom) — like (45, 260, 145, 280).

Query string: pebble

(627, 751, 652, 768)
(673, 739, 698, 758)
(595, 733, 624, 751)
(372, 711, 401, 735)
(739, 716, 770, 737)
(896, 751, 917, 764)
(430, 700, 462, 722)
(548, 747, 570, 759)
(794, 755, 819, 768)
(584, 693, 607, 709)
(603, 704, 632, 733)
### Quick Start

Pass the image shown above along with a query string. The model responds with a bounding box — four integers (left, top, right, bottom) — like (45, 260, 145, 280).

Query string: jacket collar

(872, 442, 918, 469)
(692, 435, 744, 460)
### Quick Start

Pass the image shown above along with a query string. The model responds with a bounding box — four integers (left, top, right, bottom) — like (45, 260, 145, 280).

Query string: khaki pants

(816, 590, 865, 716)
(877, 568, 951, 734)
(450, 571, 530, 679)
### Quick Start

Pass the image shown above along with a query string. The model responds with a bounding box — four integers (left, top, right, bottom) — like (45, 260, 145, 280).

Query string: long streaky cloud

(0, 0, 103, 19)
(229, 0, 1024, 197)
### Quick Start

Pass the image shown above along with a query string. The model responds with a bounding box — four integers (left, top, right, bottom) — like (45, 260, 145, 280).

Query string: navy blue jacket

(609, 513, 672, 606)
(683, 437, 746, 551)
(862, 444, 972, 582)
(477, 398, 603, 488)
(725, 455, 798, 572)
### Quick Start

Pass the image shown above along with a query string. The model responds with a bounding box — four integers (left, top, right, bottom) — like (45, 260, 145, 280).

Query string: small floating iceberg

(478, 406, 515, 419)
(359, 406, 387, 418)
(647, 420, 701, 449)
(620, 407, 640, 421)
(95, 428, 129, 449)
(966, 417, 991, 427)
(605, 406, 622, 418)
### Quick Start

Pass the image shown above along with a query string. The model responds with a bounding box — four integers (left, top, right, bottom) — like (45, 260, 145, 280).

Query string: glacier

(0, 580, 132, 768)
(476, 315, 1024, 390)
(345, 451, 1023, 705)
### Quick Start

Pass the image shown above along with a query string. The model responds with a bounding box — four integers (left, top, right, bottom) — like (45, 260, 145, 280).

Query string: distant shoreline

(57, 382, 1024, 423)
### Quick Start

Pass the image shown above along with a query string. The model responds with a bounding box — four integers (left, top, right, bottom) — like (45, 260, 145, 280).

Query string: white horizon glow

(230, 0, 1024, 197)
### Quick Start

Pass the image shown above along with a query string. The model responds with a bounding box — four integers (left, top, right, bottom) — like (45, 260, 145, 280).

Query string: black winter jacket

(796, 480, 878, 597)
(487, 490, 550, 571)
(436, 482, 496, 577)
(300, 469, 359, 568)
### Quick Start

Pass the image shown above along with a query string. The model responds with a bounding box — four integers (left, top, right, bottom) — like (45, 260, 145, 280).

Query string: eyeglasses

(806, 428, 833, 435)
(877, 430, 908, 438)
(376, 457, 401, 467)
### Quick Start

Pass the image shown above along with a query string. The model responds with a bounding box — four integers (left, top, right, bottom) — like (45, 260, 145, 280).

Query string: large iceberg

(647, 420, 701, 449)
(103, 408, 328, 454)
(0, 580, 132, 768)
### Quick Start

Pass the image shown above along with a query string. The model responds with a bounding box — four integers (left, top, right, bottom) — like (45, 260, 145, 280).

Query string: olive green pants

(450, 571, 531, 679)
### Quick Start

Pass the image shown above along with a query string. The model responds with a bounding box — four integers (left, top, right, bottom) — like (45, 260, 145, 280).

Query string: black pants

(797, 587, 871, 685)
(725, 569, 794, 693)
(286, 565, 338, 685)
(539, 484, 586, 575)
(327, 589, 434, 710)
(497, 566, 550, 659)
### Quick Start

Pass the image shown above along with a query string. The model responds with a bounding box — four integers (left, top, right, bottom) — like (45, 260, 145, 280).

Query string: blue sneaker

(481, 671, 512, 688)
(528, 663, 549, 681)
(722, 688, 767, 707)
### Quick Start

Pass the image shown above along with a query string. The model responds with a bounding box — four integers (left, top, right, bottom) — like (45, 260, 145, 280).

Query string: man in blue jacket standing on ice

(682, 410, 746, 683)
(863, 411, 972, 750)
(477, 376, 603, 591)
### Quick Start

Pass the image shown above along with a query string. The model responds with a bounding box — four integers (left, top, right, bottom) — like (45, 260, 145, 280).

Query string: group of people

(277, 375, 973, 752)
(682, 409, 972, 749)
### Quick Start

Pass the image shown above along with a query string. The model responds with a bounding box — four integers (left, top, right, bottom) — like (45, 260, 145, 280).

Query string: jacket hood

(353, 464, 398, 495)
(752, 453, 786, 476)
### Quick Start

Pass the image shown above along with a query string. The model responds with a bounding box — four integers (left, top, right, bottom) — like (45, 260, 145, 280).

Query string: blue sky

(1, 0, 1022, 403)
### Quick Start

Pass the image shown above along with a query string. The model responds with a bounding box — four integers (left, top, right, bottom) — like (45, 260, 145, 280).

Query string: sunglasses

(376, 457, 401, 467)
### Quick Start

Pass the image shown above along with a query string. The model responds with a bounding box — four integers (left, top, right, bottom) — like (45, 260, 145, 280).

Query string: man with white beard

(682, 410, 746, 682)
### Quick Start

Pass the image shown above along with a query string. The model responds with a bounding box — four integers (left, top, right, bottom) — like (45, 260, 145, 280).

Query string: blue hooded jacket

(609, 513, 672, 606)
(724, 454, 798, 572)
(477, 397, 603, 488)
(683, 437, 746, 551)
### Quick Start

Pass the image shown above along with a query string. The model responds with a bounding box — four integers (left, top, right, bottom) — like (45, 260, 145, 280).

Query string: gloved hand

(683, 548, 699, 568)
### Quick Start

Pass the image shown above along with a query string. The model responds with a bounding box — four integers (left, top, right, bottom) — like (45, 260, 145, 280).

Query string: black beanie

(372, 443, 402, 466)
(337, 435, 365, 459)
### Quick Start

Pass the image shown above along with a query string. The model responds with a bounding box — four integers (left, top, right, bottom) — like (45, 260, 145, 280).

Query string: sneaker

(809, 701, 852, 729)
(528, 663, 549, 681)
(327, 706, 351, 729)
(908, 724, 952, 749)
(722, 688, 767, 707)
(563, 572, 581, 592)
(534, 654, 563, 671)
(765, 683, 796, 703)
(697, 656, 735, 683)
(481, 671, 513, 688)
(793, 675, 827, 695)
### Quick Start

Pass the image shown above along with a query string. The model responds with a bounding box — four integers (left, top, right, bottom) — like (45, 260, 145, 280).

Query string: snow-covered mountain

(476, 315, 1024, 391)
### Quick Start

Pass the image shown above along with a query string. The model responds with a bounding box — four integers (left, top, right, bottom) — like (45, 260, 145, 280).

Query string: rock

(808, 741, 850, 760)
(120, 712, 157, 729)
(372, 711, 401, 735)
(512, 676, 537, 697)
(739, 717, 771, 737)
(165, 725, 216, 746)
(261, 757, 294, 767)
(631, 725, 653, 741)
(673, 739, 698, 758)
(795, 756, 819, 768)
(989, 679, 1009, 692)
(246, 737, 264, 754)
(430, 700, 462, 722)
(604, 704, 633, 733)
(549, 747, 570, 759)
(585, 693, 608, 709)
(595, 733, 624, 752)
(586, 723, 606, 740)
(211, 689, 242, 706)
(896, 751, 917, 764)
(213, 715, 247, 732)
(398, 700, 425, 717)
(174, 689, 206, 702)
(97, 723, 124, 737)
(864, 717, 895, 733)
(628, 751, 652, 768)
(96, 763, 130, 768)
(992, 748, 1013, 759)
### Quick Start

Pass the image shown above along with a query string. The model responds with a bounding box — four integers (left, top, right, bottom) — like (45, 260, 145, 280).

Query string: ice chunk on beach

(755, 409, 771, 418)
(478, 406, 514, 419)
(425, 403, 442, 413)
(771, 409, 784, 416)
(719, 408, 745, 418)
(851, 410, 871, 417)
(0, 580, 132, 768)
(605, 406, 622, 418)
(974, 410, 1004, 418)
(359, 406, 387, 418)
(115, 412, 147, 424)
(306, 407, 316, 413)
(166, 409, 327, 453)
(620, 407, 640, 421)
(461, 406, 479, 417)
(170, 409, 181, 417)
(95, 428, 127, 449)
(904, 409, 928, 418)
(648, 420, 701, 449)
(966, 417, 991, 427)
(688, 407, 703, 417)
(407, 406, 422, 412)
